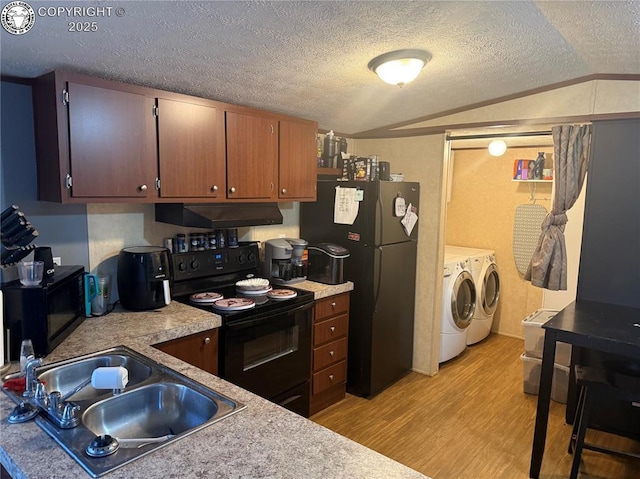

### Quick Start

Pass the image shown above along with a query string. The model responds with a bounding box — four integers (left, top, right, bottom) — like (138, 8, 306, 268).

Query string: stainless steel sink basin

(2, 346, 245, 478)
(38, 354, 153, 402)
(83, 382, 228, 438)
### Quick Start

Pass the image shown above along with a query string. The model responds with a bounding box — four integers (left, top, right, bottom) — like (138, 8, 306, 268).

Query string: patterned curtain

(524, 125, 591, 290)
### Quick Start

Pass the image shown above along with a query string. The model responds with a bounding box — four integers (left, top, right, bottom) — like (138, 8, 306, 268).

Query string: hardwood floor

(310, 334, 639, 479)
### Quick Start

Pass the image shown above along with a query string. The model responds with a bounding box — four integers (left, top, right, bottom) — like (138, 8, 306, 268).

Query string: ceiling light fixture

(368, 49, 432, 87)
(488, 140, 508, 156)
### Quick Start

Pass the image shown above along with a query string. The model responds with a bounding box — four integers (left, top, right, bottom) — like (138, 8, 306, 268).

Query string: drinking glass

(91, 276, 110, 316)
(19, 339, 35, 372)
(18, 261, 44, 286)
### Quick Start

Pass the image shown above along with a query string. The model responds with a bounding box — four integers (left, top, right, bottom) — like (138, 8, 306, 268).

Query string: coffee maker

(264, 238, 308, 284)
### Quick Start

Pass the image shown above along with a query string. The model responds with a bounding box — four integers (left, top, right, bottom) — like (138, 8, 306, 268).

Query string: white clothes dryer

(445, 246, 500, 345)
(439, 254, 476, 363)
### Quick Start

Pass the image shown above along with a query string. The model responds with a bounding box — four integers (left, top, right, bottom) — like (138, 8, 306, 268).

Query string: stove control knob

(191, 260, 200, 270)
(238, 253, 246, 264)
(178, 262, 187, 272)
(248, 252, 256, 262)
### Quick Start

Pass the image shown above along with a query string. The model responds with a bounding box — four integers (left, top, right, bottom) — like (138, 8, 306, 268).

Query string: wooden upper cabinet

(279, 119, 317, 201)
(32, 71, 159, 202)
(225, 111, 278, 200)
(67, 82, 157, 199)
(157, 98, 226, 199)
(32, 70, 319, 204)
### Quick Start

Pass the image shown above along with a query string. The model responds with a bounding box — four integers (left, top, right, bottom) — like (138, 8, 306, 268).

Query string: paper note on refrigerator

(401, 203, 418, 236)
(334, 186, 359, 225)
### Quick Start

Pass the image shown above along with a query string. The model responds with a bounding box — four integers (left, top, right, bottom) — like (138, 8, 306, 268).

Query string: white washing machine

(446, 246, 500, 345)
(439, 253, 477, 363)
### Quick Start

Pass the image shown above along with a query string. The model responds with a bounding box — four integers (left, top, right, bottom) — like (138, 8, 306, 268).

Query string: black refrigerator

(301, 180, 420, 398)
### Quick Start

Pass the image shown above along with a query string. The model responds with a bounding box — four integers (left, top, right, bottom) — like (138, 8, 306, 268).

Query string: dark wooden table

(529, 300, 640, 478)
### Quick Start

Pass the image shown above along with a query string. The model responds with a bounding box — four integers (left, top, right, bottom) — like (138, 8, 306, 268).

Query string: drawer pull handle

(329, 351, 334, 357)
(330, 326, 335, 333)
(331, 302, 336, 309)
(204, 337, 211, 345)
(329, 374, 334, 381)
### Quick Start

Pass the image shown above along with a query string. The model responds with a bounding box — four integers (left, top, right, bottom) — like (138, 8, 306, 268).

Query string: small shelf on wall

(317, 167, 342, 177)
(512, 179, 553, 183)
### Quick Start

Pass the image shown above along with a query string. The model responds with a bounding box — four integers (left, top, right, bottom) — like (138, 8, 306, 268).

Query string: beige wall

(352, 135, 447, 376)
(86, 203, 299, 300)
(444, 147, 554, 338)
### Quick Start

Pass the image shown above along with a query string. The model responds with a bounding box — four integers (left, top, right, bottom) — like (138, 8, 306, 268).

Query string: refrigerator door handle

(374, 246, 383, 311)
(376, 194, 384, 246)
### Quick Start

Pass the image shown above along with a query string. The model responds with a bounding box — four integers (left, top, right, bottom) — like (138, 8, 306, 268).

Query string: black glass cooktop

(175, 284, 314, 324)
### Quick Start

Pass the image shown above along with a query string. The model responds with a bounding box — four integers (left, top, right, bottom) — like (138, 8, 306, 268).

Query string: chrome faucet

(17, 356, 81, 429)
(23, 356, 42, 398)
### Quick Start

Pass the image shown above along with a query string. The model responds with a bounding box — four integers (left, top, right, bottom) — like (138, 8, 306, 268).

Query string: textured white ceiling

(1, 1, 639, 135)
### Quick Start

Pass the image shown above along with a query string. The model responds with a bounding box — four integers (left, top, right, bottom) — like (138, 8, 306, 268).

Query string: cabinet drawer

(313, 337, 348, 371)
(313, 314, 348, 346)
(312, 361, 347, 395)
(315, 293, 350, 321)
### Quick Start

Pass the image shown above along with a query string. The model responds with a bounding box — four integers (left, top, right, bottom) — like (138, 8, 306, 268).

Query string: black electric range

(170, 242, 314, 417)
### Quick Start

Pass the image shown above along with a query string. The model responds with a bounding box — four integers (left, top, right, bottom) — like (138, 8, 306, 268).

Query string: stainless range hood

(155, 203, 283, 229)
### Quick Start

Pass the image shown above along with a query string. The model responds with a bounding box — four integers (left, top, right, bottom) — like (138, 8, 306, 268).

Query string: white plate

(212, 298, 256, 311)
(267, 289, 297, 300)
(235, 278, 270, 291)
(189, 292, 223, 304)
(237, 285, 272, 295)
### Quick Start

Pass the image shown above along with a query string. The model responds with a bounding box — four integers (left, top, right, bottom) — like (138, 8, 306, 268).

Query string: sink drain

(86, 434, 119, 457)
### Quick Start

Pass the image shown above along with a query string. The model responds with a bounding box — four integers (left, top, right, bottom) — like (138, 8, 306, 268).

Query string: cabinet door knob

(329, 350, 335, 357)
(211, 185, 218, 193)
(328, 374, 334, 381)
(138, 184, 148, 192)
(281, 188, 287, 195)
(331, 302, 336, 309)
(229, 186, 236, 193)
(204, 337, 211, 345)
(330, 326, 335, 333)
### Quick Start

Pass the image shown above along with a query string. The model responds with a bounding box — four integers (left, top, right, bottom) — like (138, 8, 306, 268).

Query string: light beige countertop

(1, 281, 428, 479)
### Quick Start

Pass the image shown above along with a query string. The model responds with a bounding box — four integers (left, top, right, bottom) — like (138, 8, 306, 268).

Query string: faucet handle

(61, 403, 80, 421)
(48, 391, 62, 411)
(35, 381, 48, 402)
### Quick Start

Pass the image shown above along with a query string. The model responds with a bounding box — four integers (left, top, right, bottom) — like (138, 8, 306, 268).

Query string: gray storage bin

(522, 309, 572, 366)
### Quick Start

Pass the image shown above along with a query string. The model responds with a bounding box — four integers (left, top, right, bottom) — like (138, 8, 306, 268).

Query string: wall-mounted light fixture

(368, 49, 432, 86)
(488, 140, 507, 156)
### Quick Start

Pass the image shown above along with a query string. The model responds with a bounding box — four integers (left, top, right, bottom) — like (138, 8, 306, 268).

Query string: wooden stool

(568, 364, 640, 478)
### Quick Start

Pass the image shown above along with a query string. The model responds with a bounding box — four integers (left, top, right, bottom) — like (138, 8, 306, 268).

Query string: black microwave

(2, 265, 85, 360)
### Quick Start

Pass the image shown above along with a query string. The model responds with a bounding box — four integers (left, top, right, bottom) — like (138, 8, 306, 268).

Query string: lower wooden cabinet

(310, 292, 350, 415)
(153, 329, 218, 375)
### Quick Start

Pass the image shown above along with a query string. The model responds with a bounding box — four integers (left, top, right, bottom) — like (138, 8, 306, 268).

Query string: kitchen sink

(83, 382, 228, 439)
(37, 353, 153, 402)
(2, 346, 245, 478)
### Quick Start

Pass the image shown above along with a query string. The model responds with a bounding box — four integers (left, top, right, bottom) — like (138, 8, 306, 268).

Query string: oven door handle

(279, 394, 303, 407)
(225, 301, 313, 332)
